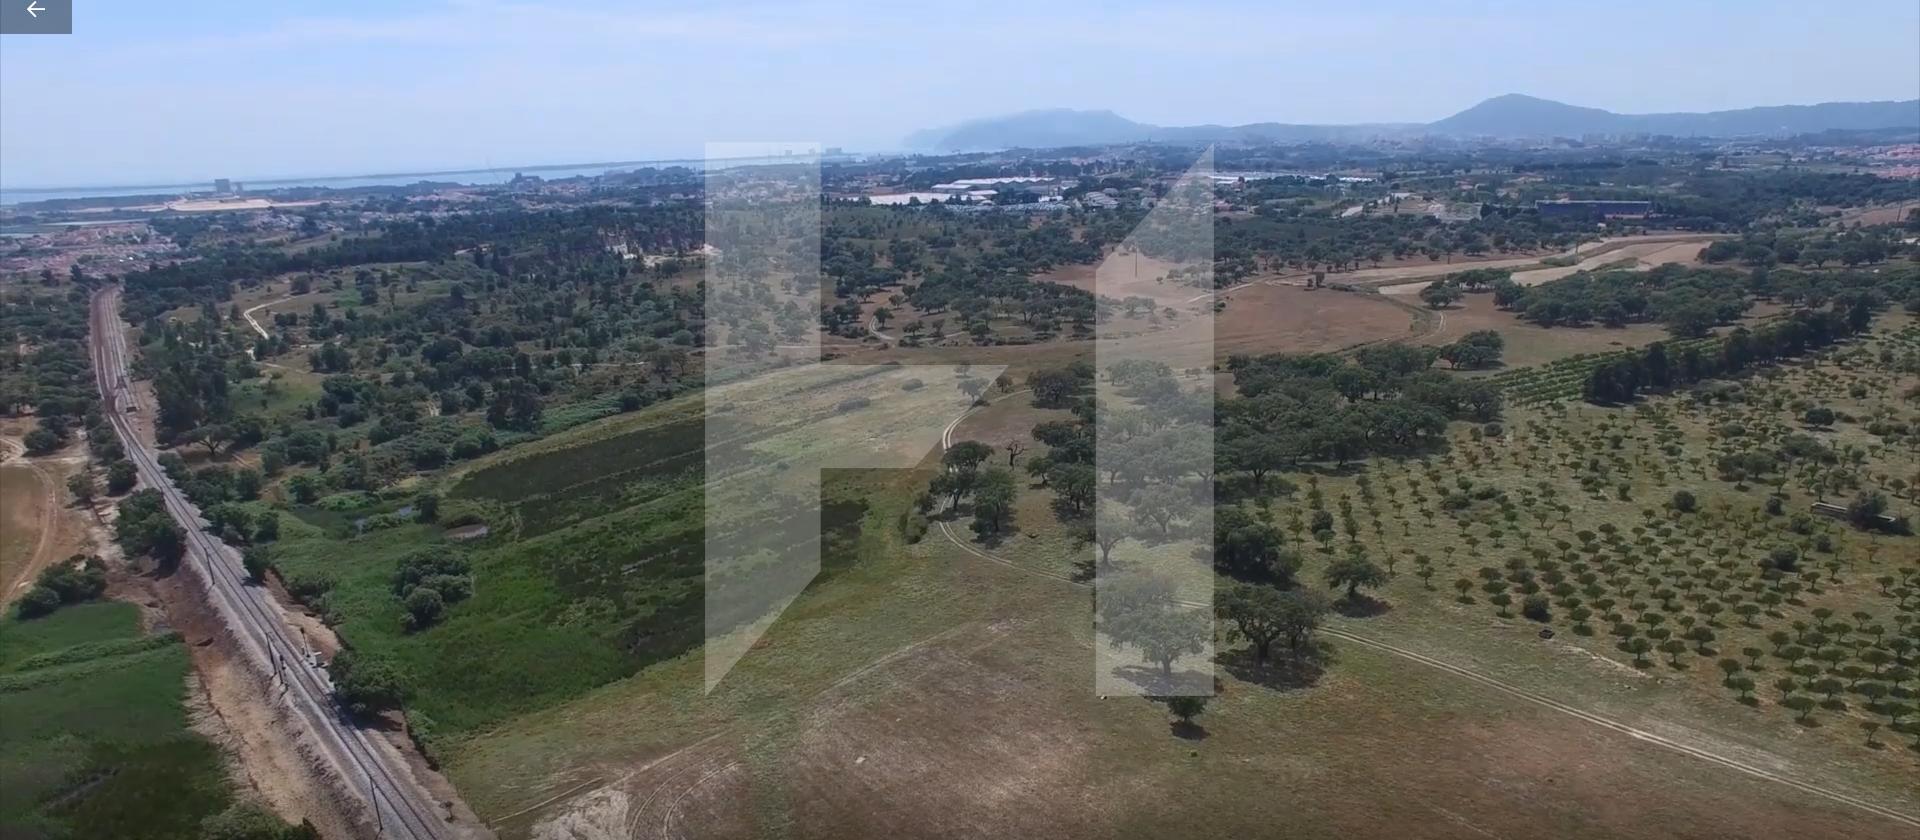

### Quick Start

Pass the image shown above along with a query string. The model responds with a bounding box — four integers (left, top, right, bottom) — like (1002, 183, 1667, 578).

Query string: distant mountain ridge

(904, 94, 1920, 151)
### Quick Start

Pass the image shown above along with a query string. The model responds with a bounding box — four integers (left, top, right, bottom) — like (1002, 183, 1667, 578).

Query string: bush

(241, 547, 272, 584)
(414, 492, 440, 523)
(316, 490, 377, 511)
(22, 428, 62, 455)
(392, 546, 470, 598)
(402, 587, 446, 632)
(105, 460, 138, 494)
(253, 513, 281, 542)
(35, 558, 108, 604)
(1766, 546, 1799, 573)
(1521, 594, 1552, 622)
(899, 511, 930, 544)
(14, 586, 61, 619)
(1670, 490, 1698, 513)
(285, 572, 335, 601)
(419, 573, 472, 602)
(328, 651, 409, 717)
(1846, 491, 1889, 530)
(836, 396, 871, 413)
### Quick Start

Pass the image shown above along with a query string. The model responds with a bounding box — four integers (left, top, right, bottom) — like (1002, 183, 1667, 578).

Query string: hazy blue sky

(3, 0, 1917, 187)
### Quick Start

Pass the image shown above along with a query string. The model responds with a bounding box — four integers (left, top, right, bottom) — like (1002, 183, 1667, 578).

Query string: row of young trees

(1582, 303, 1877, 404)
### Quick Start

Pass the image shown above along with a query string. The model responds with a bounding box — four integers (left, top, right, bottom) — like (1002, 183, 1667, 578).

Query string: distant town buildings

(866, 176, 1070, 208)
(1428, 201, 1484, 223)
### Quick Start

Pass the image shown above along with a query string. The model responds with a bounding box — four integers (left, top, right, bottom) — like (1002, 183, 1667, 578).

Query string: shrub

(392, 546, 471, 598)
(241, 547, 272, 584)
(1670, 490, 1697, 513)
(1521, 594, 1552, 622)
(34, 558, 107, 604)
(285, 572, 335, 601)
(253, 513, 281, 543)
(1846, 491, 1889, 530)
(22, 428, 61, 455)
(1766, 546, 1799, 573)
(403, 587, 446, 632)
(419, 573, 472, 603)
(14, 586, 61, 619)
(105, 460, 138, 494)
(328, 651, 409, 717)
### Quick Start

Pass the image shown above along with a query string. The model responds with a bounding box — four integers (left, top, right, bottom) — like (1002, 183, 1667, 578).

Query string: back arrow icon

(25, 1, 43, 18)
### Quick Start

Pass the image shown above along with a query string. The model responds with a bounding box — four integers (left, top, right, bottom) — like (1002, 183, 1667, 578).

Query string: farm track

(90, 286, 460, 840)
(934, 393, 1920, 831)
(0, 437, 69, 605)
(243, 295, 294, 340)
(1331, 233, 1732, 291)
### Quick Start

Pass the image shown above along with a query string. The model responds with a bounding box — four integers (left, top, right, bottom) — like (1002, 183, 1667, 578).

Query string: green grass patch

(0, 602, 235, 839)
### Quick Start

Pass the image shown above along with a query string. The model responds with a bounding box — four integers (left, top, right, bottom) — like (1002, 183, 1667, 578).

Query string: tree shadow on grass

(1107, 664, 1211, 697)
(1217, 645, 1329, 693)
(1333, 594, 1391, 618)
(970, 522, 1019, 550)
(1141, 697, 1212, 741)
(1170, 720, 1209, 741)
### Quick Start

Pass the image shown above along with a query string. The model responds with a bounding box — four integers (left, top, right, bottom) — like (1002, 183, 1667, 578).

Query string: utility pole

(370, 772, 383, 836)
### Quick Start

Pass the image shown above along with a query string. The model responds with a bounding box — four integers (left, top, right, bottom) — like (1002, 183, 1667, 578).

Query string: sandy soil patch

(143, 198, 328, 213)
(1373, 235, 1723, 295)
(1214, 283, 1419, 357)
(1038, 249, 1208, 309)
(0, 427, 95, 606)
(1833, 202, 1918, 227)
(116, 565, 369, 840)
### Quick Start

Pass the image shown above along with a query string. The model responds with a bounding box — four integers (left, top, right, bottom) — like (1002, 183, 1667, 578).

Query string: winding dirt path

(242, 295, 294, 340)
(0, 436, 78, 606)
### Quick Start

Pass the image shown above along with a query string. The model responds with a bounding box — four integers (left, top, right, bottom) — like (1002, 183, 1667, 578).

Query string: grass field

(0, 602, 234, 840)
(406, 320, 1920, 839)
(227, 241, 1917, 837)
(271, 363, 986, 747)
(448, 458, 1914, 840)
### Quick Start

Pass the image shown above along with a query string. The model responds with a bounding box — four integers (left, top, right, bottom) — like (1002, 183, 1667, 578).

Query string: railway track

(89, 286, 451, 840)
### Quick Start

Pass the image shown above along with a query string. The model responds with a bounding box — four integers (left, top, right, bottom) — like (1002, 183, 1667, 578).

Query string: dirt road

(1335, 233, 1727, 294)
(0, 434, 90, 607)
(242, 295, 292, 340)
(1380, 236, 1714, 295)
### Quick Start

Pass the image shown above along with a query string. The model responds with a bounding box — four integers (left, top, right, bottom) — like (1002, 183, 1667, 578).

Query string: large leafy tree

(1324, 553, 1388, 601)
(1217, 584, 1329, 664)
